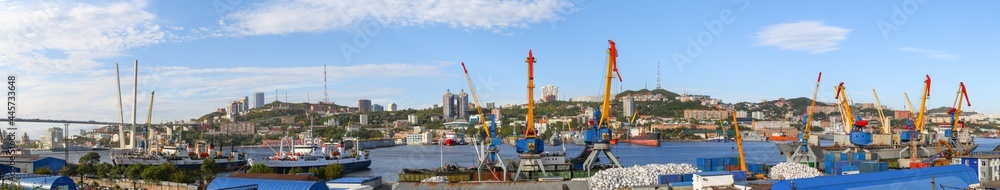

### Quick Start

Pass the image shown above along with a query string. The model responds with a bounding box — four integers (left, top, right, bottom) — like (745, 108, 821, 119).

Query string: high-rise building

(485, 102, 495, 109)
(623, 96, 634, 117)
(373, 104, 384, 112)
(408, 114, 419, 125)
(443, 90, 455, 118)
(360, 114, 369, 125)
(541, 85, 559, 102)
(358, 99, 372, 113)
(456, 89, 469, 119)
(42, 127, 64, 149)
(242, 96, 249, 112)
(254, 92, 265, 108)
(388, 103, 398, 111)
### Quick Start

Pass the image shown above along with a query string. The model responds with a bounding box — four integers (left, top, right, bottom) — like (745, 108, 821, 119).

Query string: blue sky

(2, 0, 999, 137)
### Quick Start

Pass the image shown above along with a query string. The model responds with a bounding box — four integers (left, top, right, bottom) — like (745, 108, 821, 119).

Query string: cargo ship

(111, 141, 248, 171)
(248, 135, 372, 174)
(768, 132, 799, 141)
(776, 130, 977, 169)
(742, 132, 767, 142)
(624, 132, 661, 147)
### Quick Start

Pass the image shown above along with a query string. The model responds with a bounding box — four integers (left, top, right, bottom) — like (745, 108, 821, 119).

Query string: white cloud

(754, 21, 850, 54)
(898, 47, 960, 61)
(219, 0, 577, 36)
(0, 1, 166, 73)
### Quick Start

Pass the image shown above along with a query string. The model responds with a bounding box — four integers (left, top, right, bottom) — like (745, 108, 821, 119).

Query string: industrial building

(0, 155, 67, 174)
(770, 165, 979, 190)
(955, 154, 1000, 182)
(207, 173, 328, 190)
(0, 173, 77, 190)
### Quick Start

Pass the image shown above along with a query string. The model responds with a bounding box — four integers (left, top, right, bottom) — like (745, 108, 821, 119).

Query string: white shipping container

(693, 173, 735, 190)
(808, 135, 820, 146)
(834, 134, 854, 147)
(872, 134, 892, 146)
(892, 134, 901, 144)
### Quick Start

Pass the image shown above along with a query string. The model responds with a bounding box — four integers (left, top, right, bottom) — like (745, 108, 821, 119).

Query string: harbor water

(27, 138, 1000, 183)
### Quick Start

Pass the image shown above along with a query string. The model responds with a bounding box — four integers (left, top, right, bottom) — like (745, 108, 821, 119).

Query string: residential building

(623, 96, 634, 117)
(242, 96, 249, 113)
(373, 104, 384, 112)
(443, 90, 455, 119)
(358, 99, 372, 113)
(541, 85, 558, 102)
(755, 121, 792, 129)
(406, 132, 431, 145)
(752, 111, 764, 120)
(220, 122, 256, 134)
(683, 110, 730, 120)
(570, 95, 602, 102)
(894, 110, 912, 120)
(388, 103, 397, 111)
(360, 114, 369, 125)
(456, 89, 469, 119)
(736, 111, 748, 118)
(407, 114, 419, 125)
(41, 127, 64, 149)
(253, 92, 265, 108)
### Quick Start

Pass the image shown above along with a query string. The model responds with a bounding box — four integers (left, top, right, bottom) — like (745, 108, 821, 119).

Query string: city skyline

(3, 1, 1000, 138)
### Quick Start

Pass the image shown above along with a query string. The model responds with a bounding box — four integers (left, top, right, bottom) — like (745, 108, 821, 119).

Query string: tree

(248, 164, 273, 173)
(126, 164, 144, 189)
(289, 167, 304, 175)
(59, 164, 78, 177)
(201, 158, 223, 176)
(34, 167, 52, 174)
(325, 164, 344, 179)
(96, 163, 113, 179)
(79, 152, 101, 166)
(308, 167, 325, 179)
(141, 165, 163, 186)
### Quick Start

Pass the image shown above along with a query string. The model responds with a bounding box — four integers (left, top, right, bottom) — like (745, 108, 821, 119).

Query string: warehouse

(771, 165, 979, 190)
(207, 173, 328, 190)
(0, 173, 77, 190)
(1, 155, 67, 174)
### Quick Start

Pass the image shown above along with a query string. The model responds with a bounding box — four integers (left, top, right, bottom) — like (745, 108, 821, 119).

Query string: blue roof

(208, 177, 327, 190)
(696, 171, 734, 176)
(3, 173, 77, 190)
(772, 165, 979, 190)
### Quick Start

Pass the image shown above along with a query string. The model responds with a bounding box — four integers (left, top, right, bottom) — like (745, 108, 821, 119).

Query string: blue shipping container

(840, 153, 849, 161)
(670, 181, 693, 187)
(854, 153, 866, 161)
(731, 171, 747, 182)
(658, 174, 684, 185)
(697, 158, 708, 167)
(842, 166, 859, 172)
(715, 166, 726, 171)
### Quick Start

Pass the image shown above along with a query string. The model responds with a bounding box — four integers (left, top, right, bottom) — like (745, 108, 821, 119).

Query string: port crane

(580, 40, 624, 173)
(731, 111, 748, 172)
(872, 88, 890, 134)
(142, 91, 155, 153)
(834, 82, 873, 149)
(461, 62, 509, 181)
(789, 72, 821, 164)
(946, 82, 971, 155)
(514, 50, 548, 180)
(901, 75, 932, 167)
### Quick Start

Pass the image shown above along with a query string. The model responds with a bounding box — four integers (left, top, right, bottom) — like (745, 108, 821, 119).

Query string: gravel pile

(420, 176, 450, 183)
(587, 163, 699, 190)
(767, 162, 824, 180)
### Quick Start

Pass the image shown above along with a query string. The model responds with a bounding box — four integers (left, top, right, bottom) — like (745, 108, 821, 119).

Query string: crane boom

(834, 82, 855, 134)
(904, 92, 915, 114)
(598, 40, 618, 128)
(872, 88, 889, 134)
(144, 91, 155, 152)
(732, 111, 747, 172)
(804, 72, 821, 138)
(461, 62, 490, 138)
(952, 82, 971, 132)
(916, 75, 931, 132)
(525, 51, 537, 140)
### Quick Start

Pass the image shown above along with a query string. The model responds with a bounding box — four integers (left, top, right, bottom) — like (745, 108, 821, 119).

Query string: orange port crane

(514, 50, 547, 180)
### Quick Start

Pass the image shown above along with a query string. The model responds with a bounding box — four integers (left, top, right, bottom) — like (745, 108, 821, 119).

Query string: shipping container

(658, 174, 683, 185)
(731, 171, 747, 182)
(853, 153, 866, 161)
(872, 134, 892, 146)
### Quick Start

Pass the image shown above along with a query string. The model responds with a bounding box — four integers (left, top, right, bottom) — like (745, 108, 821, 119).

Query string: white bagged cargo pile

(420, 176, 450, 183)
(767, 162, 824, 180)
(587, 163, 699, 190)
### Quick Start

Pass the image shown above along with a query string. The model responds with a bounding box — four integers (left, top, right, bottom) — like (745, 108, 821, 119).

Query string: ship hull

(624, 133, 661, 147)
(112, 158, 248, 171)
(257, 159, 372, 174)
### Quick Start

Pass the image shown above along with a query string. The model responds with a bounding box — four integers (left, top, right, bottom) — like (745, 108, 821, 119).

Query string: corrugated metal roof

(2, 173, 77, 190)
(207, 177, 327, 190)
(958, 154, 1000, 159)
(393, 181, 589, 190)
(771, 165, 979, 190)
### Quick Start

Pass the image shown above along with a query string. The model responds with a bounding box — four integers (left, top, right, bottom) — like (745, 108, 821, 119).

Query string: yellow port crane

(789, 72, 821, 165)
(462, 62, 508, 181)
(731, 110, 747, 172)
(144, 91, 155, 153)
(872, 88, 890, 134)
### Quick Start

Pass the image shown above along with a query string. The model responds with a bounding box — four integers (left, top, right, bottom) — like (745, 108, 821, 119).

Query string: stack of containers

(858, 161, 889, 172)
(696, 157, 740, 172)
(657, 174, 694, 185)
(841, 165, 860, 175)
(828, 161, 856, 175)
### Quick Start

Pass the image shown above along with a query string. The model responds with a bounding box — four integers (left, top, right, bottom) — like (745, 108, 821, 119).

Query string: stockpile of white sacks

(586, 163, 699, 190)
(768, 162, 825, 180)
(420, 176, 450, 183)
